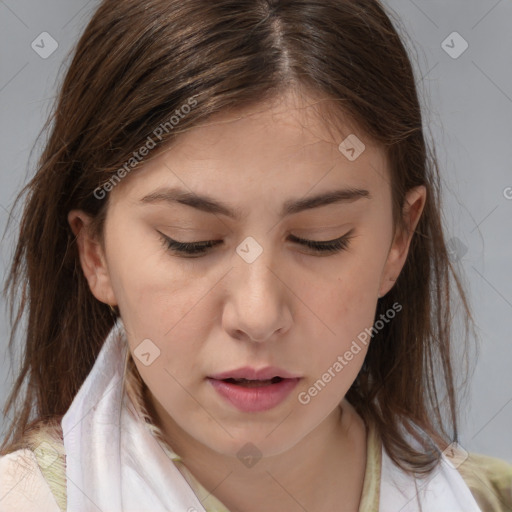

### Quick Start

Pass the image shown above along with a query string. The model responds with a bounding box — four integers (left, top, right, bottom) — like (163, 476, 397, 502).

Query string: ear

(68, 210, 117, 306)
(378, 185, 426, 298)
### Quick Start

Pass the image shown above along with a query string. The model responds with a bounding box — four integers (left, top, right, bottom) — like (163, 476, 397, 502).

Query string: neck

(146, 394, 368, 512)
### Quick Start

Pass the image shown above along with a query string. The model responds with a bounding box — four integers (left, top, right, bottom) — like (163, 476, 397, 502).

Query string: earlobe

(378, 185, 427, 298)
(68, 210, 117, 306)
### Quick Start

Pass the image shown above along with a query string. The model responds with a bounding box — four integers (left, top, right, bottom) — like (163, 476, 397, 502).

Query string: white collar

(62, 318, 208, 511)
(380, 441, 482, 511)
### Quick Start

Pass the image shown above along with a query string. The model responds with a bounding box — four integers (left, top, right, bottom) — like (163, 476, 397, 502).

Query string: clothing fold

(61, 317, 208, 512)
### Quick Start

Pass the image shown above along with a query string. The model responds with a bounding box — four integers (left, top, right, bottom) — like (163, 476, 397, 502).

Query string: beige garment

(2, 412, 512, 512)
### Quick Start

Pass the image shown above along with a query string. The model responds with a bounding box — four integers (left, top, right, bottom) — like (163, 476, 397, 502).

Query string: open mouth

(220, 377, 284, 387)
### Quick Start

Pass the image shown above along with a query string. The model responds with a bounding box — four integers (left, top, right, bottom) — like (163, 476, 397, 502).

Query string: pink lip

(208, 377, 301, 412)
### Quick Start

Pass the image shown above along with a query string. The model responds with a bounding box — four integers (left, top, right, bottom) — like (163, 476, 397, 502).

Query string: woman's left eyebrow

(140, 186, 372, 220)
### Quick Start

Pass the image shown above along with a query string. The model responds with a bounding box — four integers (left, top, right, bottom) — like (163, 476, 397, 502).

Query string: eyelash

(158, 230, 355, 257)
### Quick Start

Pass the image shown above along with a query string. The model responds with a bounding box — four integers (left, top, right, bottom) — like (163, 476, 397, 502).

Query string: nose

(222, 247, 293, 343)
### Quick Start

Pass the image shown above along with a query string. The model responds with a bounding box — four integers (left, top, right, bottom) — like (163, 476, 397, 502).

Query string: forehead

(169, 89, 365, 158)
(111, 88, 389, 208)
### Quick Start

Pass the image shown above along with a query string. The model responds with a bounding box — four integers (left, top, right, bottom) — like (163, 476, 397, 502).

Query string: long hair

(1, 0, 476, 475)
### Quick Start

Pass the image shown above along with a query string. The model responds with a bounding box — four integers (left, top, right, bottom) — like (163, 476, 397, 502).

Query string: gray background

(0, 0, 511, 463)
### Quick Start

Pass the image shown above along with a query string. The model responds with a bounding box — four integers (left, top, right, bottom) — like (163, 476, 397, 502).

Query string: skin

(69, 88, 426, 512)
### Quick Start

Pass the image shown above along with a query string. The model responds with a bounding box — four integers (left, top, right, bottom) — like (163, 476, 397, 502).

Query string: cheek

(298, 283, 375, 410)
(304, 242, 387, 380)
(106, 235, 191, 327)
(320, 285, 374, 374)
(125, 309, 205, 413)
(323, 258, 383, 334)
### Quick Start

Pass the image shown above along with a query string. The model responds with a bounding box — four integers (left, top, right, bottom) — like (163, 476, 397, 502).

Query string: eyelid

(157, 229, 355, 257)
(288, 233, 347, 244)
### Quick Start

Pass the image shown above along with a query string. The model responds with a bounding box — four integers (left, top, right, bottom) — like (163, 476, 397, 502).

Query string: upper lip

(209, 366, 301, 380)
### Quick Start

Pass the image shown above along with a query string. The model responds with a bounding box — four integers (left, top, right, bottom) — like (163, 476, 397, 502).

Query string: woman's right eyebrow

(139, 186, 372, 220)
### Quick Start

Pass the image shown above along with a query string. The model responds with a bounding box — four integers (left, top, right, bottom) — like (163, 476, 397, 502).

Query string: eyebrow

(140, 186, 371, 220)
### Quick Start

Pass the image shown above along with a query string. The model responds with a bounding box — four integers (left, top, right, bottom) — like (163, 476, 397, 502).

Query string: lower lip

(207, 378, 301, 412)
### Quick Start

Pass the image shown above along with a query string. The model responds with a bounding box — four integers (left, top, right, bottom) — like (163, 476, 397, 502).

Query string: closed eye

(158, 230, 355, 258)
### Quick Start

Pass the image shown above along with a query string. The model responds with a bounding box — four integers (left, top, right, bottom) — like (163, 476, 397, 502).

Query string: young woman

(1, 0, 511, 511)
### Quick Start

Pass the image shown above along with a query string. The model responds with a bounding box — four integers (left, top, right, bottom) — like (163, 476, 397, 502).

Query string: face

(70, 88, 425, 459)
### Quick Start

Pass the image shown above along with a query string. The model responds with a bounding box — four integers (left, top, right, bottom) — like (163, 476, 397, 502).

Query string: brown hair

(1, 0, 476, 476)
